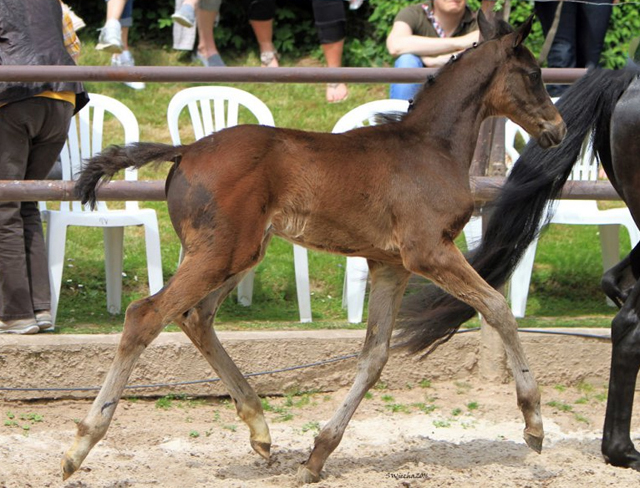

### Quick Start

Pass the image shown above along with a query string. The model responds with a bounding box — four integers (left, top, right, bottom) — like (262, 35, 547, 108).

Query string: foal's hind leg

(403, 240, 543, 452)
(176, 269, 272, 460)
(602, 277, 640, 470)
(298, 262, 410, 483)
(61, 251, 260, 479)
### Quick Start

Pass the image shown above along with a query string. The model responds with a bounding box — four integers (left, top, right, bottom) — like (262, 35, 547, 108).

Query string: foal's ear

(476, 9, 495, 41)
(513, 14, 534, 48)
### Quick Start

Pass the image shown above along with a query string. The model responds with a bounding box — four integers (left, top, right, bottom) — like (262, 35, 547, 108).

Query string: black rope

(0, 328, 611, 393)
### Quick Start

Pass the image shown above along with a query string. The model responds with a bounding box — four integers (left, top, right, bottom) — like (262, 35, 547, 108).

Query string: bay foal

(63, 12, 565, 483)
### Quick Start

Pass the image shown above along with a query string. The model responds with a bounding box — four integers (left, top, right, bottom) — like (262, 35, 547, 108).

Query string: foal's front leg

(298, 262, 410, 483)
(403, 240, 543, 452)
(176, 273, 271, 460)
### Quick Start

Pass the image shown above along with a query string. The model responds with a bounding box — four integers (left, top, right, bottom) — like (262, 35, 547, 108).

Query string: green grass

(50, 41, 624, 333)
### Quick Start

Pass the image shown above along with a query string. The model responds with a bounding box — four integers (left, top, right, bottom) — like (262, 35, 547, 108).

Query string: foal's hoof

(296, 464, 321, 484)
(523, 430, 543, 454)
(61, 456, 79, 481)
(251, 439, 271, 461)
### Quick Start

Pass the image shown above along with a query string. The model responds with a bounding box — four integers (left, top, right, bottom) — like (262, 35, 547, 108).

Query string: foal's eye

(528, 71, 541, 83)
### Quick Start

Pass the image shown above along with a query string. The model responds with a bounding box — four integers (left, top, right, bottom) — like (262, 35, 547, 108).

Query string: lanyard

(422, 4, 446, 38)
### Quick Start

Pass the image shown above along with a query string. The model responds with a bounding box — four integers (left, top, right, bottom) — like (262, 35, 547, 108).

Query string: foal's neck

(406, 45, 498, 170)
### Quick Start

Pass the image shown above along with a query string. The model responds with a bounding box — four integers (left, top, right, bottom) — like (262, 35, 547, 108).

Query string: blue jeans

(389, 54, 425, 101)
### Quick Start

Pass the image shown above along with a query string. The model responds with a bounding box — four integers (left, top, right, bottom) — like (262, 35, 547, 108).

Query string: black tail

(75, 142, 182, 210)
(396, 67, 640, 356)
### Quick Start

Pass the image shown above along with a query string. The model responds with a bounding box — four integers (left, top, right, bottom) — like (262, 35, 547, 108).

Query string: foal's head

(477, 12, 566, 149)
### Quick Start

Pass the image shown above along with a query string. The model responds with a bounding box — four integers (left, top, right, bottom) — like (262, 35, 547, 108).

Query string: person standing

(386, 0, 478, 101)
(0, 0, 88, 333)
(535, 0, 614, 97)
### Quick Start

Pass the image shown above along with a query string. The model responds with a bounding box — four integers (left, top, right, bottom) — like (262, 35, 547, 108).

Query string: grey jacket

(0, 0, 88, 112)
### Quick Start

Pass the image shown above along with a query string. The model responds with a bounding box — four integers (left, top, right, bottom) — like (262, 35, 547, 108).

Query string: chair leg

(463, 215, 483, 251)
(237, 269, 256, 306)
(46, 221, 68, 325)
(103, 227, 124, 315)
(293, 244, 312, 323)
(345, 257, 368, 324)
(509, 239, 539, 318)
(600, 224, 621, 274)
(600, 224, 621, 307)
(143, 220, 164, 294)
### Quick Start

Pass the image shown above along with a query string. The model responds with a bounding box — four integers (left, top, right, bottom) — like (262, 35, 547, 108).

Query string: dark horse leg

(601, 243, 640, 307)
(602, 276, 640, 470)
(298, 261, 411, 483)
(601, 243, 640, 470)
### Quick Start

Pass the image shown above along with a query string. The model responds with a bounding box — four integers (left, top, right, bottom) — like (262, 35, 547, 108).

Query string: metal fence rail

(0, 177, 622, 202)
(0, 66, 586, 84)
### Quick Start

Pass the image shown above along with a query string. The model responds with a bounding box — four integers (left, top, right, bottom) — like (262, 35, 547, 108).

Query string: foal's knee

(120, 297, 165, 351)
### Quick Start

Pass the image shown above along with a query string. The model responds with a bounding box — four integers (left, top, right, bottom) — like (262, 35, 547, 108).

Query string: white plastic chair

(501, 118, 640, 317)
(331, 99, 481, 323)
(167, 86, 312, 323)
(45, 93, 164, 323)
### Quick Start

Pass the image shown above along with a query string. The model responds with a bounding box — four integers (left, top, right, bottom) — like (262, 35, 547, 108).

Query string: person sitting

(386, 0, 478, 101)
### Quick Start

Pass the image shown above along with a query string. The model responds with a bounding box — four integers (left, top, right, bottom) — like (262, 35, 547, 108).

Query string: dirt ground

(1, 379, 640, 488)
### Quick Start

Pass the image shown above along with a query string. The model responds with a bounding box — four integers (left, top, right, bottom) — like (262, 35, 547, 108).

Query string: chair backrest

(167, 86, 275, 146)
(504, 97, 599, 181)
(331, 99, 410, 134)
(59, 93, 140, 213)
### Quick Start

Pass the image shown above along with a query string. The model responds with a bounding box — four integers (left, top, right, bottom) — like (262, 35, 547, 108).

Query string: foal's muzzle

(537, 120, 567, 149)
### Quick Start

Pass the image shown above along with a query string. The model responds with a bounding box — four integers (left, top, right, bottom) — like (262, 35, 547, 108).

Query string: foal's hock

(63, 11, 565, 483)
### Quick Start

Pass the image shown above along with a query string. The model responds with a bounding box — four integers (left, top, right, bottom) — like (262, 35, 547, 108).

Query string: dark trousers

(0, 97, 73, 320)
(536, 0, 613, 96)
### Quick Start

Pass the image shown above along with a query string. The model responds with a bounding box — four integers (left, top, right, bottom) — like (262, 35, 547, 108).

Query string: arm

(386, 21, 479, 57)
(421, 52, 462, 67)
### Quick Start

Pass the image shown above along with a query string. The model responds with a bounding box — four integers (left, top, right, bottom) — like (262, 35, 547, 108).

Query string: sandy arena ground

(1, 378, 640, 488)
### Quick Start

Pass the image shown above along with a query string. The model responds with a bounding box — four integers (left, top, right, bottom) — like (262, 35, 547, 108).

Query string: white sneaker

(0, 318, 39, 335)
(35, 311, 54, 332)
(111, 50, 146, 90)
(96, 19, 123, 54)
(171, 4, 196, 28)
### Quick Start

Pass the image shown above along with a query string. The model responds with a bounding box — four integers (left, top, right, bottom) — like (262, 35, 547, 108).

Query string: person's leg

(576, 0, 612, 69)
(247, 0, 278, 67)
(323, 42, 348, 102)
(197, 0, 225, 66)
(389, 54, 425, 101)
(0, 99, 71, 330)
(112, 3, 146, 89)
(173, 0, 198, 28)
(535, 1, 577, 97)
(312, 0, 348, 102)
(98, 0, 128, 53)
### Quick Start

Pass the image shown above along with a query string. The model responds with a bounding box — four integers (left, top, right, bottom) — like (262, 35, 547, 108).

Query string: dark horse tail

(395, 66, 640, 357)
(75, 143, 182, 209)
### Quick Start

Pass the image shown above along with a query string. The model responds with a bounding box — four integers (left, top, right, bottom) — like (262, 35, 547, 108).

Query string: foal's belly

(270, 211, 402, 262)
